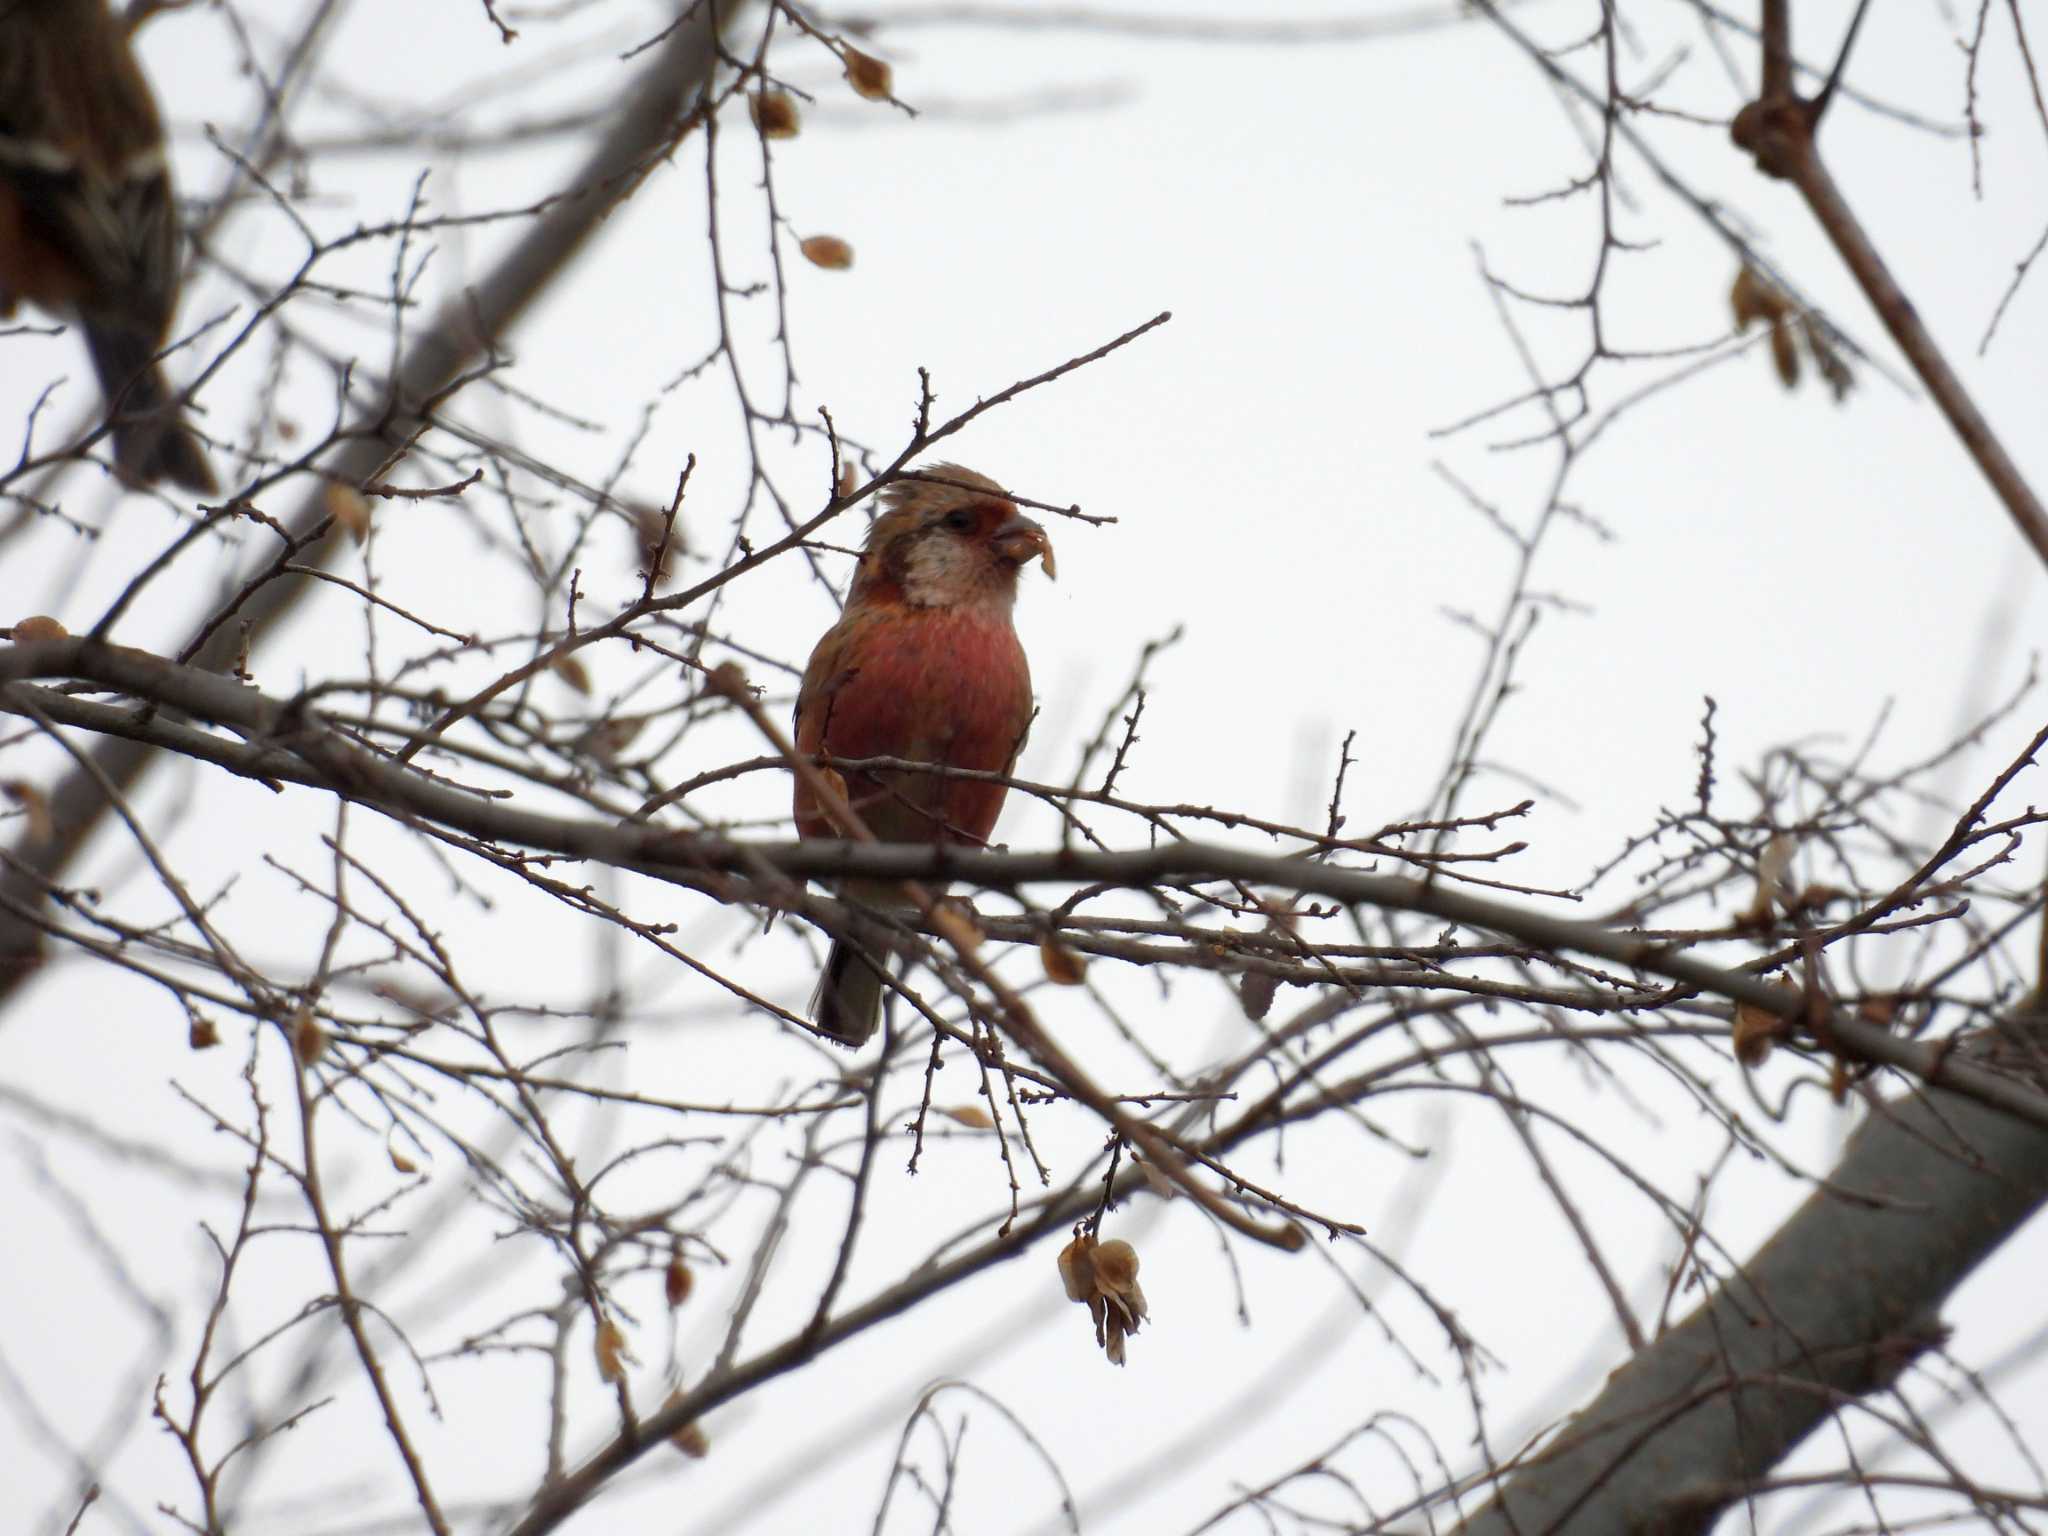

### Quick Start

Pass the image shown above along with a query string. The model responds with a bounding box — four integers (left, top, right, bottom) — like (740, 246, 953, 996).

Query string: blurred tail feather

(813, 937, 887, 1047)
(85, 324, 217, 493)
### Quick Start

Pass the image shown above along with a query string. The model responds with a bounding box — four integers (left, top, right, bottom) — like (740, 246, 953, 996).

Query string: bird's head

(850, 464, 1056, 611)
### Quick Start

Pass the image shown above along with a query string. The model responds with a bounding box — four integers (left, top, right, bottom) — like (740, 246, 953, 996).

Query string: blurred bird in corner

(0, 0, 217, 492)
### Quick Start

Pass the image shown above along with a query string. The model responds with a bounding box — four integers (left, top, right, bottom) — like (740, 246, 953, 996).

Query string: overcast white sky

(6, 2, 2048, 1533)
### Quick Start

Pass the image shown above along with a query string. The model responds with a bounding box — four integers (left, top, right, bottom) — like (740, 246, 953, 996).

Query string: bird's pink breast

(796, 602, 1032, 847)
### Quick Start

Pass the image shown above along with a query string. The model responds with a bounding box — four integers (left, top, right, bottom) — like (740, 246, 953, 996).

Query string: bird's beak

(992, 515, 1056, 580)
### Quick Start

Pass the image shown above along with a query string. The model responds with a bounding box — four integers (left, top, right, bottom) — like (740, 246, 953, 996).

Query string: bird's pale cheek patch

(899, 532, 981, 606)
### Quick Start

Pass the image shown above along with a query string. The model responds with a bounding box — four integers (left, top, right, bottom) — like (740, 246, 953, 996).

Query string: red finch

(794, 465, 1055, 1046)
(0, 0, 217, 492)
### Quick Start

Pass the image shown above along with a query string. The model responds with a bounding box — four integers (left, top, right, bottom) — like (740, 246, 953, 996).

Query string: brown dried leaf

(749, 89, 801, 139)
(1729, 265, 1788, 330)
(671, 1420, 709, 1458)
(594, 1317, 629, 1383)
(665, 1254, 694, 1308)
(1056, 1232, 1093, 1303)
(1093, 1239, 1141, 1293)
(324, 483, 373, 545)
(189, 1015, 220, 1051)
(291, 1008, 327, 1069)
(553, 654, 593, 695)
(3, 781, 53, 844)
(938, 1104, 995, 1129)
(1094, 1242, 1147, 1366)
(1731, 999, 1785, 1066)
(386, 1128, 423, 1175)
(837, 461, 858, 500)
(799, 235, 854, 271)
(9, 614, 67, 641)
(1057, 1231, 1149, 1367)
(843, 46, 892, 101)
(1039, 934, 1086, 986)
(1769, 318, 1800, 389)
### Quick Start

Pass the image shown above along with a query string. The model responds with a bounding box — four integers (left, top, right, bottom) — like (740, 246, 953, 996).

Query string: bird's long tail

(813, 936, 889, 1047)
(84, 322, 218, 493)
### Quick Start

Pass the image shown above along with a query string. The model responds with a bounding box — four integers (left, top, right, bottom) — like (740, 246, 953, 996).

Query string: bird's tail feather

(813, 937, 888, 1047)
(85, 324, 218, 493)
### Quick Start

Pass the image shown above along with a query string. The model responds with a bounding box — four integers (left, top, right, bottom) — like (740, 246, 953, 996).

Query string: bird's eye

(941, 509, 976, 533)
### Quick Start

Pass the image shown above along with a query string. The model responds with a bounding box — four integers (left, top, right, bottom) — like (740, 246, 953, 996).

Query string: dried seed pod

(665, 1254, 694, 1308)
(1057, 1231, 1150, 1366)
(1057, 1231, 1093, 1303)
(291, 1008, 328, 1069)
(799, 235, 854, 271)
(1039, 934, 1086, 985)
(843, 47, 892, 101)
(749, 89, 800, 139)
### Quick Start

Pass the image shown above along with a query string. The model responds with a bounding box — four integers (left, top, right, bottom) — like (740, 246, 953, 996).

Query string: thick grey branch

(1454, 1012, 2048, 1536)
